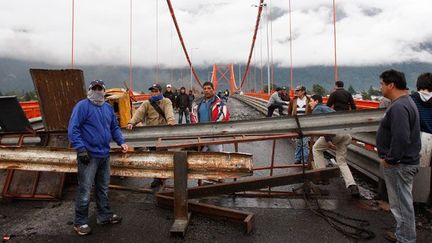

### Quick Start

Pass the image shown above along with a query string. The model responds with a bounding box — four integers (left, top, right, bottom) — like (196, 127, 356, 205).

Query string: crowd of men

(68, 70, 431, 242)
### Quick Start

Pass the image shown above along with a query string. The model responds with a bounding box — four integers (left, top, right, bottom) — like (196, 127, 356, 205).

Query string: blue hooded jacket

(68, 99, 125, 158)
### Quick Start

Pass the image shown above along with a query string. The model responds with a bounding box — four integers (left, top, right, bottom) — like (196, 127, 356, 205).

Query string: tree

(347, 85, 356, 95)
(361, 90, 371, 100)
(367, 85, 381, 96)
(312, 84, 327, 96)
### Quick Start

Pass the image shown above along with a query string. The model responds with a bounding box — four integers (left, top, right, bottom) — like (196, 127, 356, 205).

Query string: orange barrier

(132, 94, 150, 101)
(245, 92, 379, 109)
(20, 101, 41, 119)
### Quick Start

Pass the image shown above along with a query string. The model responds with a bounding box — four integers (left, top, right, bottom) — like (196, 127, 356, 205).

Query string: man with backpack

(192, 82, 229, 152)
(126, 83, 175, 187)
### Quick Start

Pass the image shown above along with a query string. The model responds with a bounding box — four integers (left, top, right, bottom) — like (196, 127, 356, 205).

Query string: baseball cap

(88, 80, 106, 90)
(295, 85, 306, 91)
(166, 84, 172, 88)
(149, 83, 162, 91)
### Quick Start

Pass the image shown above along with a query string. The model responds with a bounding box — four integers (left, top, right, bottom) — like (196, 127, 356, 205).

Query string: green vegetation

(311, 84, 328, 96)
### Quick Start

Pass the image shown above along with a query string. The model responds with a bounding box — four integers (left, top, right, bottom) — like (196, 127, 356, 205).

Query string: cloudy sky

(0, 0, 431, 68)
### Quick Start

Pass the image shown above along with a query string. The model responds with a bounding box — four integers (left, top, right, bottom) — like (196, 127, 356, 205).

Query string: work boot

(384, 231, 396, 242)
(294, 160, 302, 164)
(348, 185, 360, 198)
(150, 178, 163, 188)
(97, 214, 122, 225)
(74, 224, 91, 235)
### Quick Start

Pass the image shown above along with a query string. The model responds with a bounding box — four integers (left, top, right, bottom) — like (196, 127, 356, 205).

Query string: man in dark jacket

(377, 69, 421, 243)
(176, 87, 190, 124)
(188, 90, 195, 111)
(411, 72, 432, 134)
(68, 80, 129, 235)
(163, 84, 175, 109)
(327, 81, 356, 111)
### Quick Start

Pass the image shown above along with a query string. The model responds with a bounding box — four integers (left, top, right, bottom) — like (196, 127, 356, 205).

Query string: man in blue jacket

(68, 80, 128, 236)
(377, 70, 420, 243)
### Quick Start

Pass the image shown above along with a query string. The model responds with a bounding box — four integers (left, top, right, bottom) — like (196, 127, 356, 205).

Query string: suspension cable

(289, 0, 294, 95)
(165, 0, 203, 88)
(71, 0, 75, 69)
(332, 0, 339, 81)
(155, 0, 160, 82)
(129, 0, 133, 92)
(240, 0, 265, 89)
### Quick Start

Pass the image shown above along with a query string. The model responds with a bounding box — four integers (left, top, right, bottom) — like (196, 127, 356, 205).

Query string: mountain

(1, 57, 431, 94)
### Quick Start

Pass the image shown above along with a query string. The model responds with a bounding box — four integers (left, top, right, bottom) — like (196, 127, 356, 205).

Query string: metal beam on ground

(159, 167, 339, 199)
(0, 147, 252, 180)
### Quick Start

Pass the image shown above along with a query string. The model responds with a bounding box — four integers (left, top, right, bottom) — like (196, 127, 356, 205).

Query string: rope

(165, 0, 203, 88)
(240, 0, 265, 89)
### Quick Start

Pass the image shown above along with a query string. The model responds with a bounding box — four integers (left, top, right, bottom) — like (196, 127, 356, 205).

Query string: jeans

(178, 108, 190, 124)
(312, 134, 355, 188)
(75, 156, 113, 226)
(267, 104, 284, 117)
(295, 137, 310, 162)
(383, 164, 418, 243)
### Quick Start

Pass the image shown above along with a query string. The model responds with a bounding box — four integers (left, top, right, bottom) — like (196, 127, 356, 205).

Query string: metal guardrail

(233, 94, 383, 183)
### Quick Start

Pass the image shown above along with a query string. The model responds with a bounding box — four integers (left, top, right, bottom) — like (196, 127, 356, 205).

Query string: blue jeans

(383, 164, 418, 243)
(75, 156, 113, 226)
(295, 137, 309, 162)
(178, 108, 190, 124)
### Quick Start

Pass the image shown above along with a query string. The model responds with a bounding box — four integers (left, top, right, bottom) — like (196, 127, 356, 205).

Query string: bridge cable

(240, 0, 265, 89)
(288, 0, 294, 95)
(165, 0, 203, 88)
(129, 0, 133, 92)
(332, 0, 339, 81)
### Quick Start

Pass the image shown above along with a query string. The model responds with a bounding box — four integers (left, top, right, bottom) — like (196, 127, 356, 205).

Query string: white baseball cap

(166, 84, 172, 88)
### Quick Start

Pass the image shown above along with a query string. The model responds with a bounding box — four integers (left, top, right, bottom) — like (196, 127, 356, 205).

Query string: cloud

(0, 0, 431, 68)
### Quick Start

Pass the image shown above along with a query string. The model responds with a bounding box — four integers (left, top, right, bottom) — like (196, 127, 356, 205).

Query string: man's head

(379, 69, 407, 99)
(275, 87, 283, 93)
(180, 87, 186, 94)
(149, 83, 162, 97)
(295, 85, 306, 98)
(166, 84, 172, 92)
(189, 90, 193, 95)
(281, 87, 287, 94)
(88, 80, 106, 92)
(309, 94, 323, 110)
(416, 73, 432, 92)
(202, 82, 215, 99)
(335, 81, 344, 88)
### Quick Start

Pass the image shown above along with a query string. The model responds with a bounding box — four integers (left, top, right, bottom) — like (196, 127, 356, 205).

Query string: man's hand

(120, 144, 129, 153)
(77, 150, 90, 164)
(126, 123, 133, 130)
(327, 141, 337, 150)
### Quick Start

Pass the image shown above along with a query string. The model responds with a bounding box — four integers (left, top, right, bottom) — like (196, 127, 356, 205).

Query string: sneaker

(294, 161, 302, 164)
(74, 224, 91, 235)
(348, 185, 360, 198)
(384, 231, 396, 242)
(150, 178, 163, 188)
(98, 214, 122, 225)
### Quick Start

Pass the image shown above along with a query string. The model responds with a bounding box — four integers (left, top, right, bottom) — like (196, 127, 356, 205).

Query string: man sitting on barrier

(309, 94, 360, 197)
(266, 87, 286, 117)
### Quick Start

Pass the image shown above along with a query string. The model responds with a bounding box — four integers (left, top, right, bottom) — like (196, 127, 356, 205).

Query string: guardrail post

(170, 151, 190, 237)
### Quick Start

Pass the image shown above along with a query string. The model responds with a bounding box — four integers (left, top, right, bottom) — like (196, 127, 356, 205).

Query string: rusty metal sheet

(30, 69, 86, 131)
(0, 96, 33, 132)
(0, 147, 253, 180)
